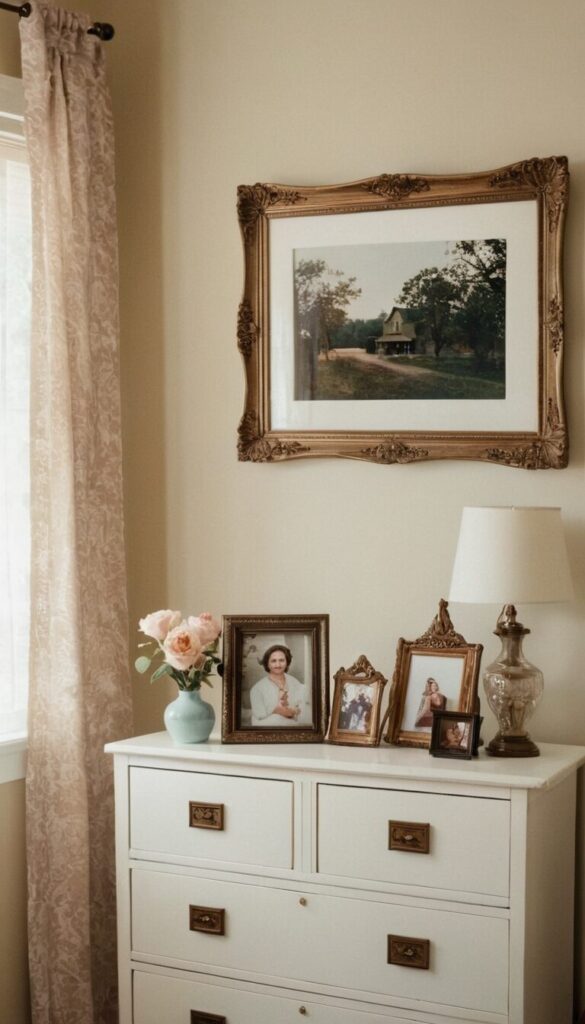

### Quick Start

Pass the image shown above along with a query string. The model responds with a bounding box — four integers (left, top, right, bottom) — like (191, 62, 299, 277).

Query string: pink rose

(188, 612, 222, 647)
(139, 609, 181, 642)
(163, 621, 204, 671)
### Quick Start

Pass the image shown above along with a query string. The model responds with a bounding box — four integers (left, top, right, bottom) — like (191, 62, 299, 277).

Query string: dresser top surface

(105, 733, 585, 790)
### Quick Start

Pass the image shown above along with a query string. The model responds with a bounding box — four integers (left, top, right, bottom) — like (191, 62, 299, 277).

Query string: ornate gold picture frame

(221, 614, 329, 743)
(327, 654, 387, 747)
(383, 600, 482, 749)
(237, 158, 568, 468)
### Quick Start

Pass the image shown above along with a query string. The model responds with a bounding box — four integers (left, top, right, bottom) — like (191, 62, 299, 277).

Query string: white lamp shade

(449, 506, 573, 605)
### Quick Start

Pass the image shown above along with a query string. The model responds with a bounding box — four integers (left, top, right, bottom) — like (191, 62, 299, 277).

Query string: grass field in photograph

(313, 354, 505, 401)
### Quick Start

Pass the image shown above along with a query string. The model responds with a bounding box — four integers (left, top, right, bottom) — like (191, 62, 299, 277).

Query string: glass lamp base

(486, 732, 540, 758)
(483, 605, 544, 760)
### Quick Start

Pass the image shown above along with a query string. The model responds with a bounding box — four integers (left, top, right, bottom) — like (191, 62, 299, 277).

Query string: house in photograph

(376, 306, 423, 356)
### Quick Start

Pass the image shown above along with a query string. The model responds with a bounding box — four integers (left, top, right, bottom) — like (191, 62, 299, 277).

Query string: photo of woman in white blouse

(250, 644, 312, 727)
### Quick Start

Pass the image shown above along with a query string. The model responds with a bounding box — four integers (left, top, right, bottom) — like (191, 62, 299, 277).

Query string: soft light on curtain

(20, 5, 133, 1022)
(0, 135, 31, 735)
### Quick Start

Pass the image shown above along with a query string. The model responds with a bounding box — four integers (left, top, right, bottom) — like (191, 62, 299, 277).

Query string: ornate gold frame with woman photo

(383, 600, 482, 749)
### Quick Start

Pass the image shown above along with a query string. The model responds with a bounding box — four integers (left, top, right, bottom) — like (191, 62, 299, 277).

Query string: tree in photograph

(398, 269, 460, 358)
(451, 239, 506, 297)
(449, 239, 506, 368)
(452, 287, 503, 369)
(294, 258, 361, 399)
(398, 239, 506, 369)
(330, 311, 387, 352)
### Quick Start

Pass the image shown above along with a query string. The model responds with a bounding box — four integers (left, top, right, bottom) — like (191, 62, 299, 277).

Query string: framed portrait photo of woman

(430, 711, 482, 760)
(383, 600, 482, 749)
(221, 614, 329, 743)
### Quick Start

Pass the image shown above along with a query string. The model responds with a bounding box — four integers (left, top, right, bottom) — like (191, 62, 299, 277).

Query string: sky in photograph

(293, 240, 457, 321)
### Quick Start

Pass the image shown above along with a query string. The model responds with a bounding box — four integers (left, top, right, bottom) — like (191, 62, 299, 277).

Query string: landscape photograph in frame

(237, 158, 568, 468)
(292, 238, 506, 404)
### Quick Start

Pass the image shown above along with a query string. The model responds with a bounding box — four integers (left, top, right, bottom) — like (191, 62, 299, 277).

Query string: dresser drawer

(318, 783, 510, 900)
(131, 869, 509, 1015)
(130, 768, 293, 869)
(133, 969, 421, 1023)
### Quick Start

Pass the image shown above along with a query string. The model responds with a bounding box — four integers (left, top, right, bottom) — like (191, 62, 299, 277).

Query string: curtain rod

(0, 1, 114, 40)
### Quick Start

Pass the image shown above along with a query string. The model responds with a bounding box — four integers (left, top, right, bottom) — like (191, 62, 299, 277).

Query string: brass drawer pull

(299, 897, 307, 906)
(189, 801, 224, 830)
(388, 934, 430, 970)
(388, 820, 430, 854)
(191, 1013, 226, 1024)
(189, 904, 225, 936)
(299, 1008, 307, 1016)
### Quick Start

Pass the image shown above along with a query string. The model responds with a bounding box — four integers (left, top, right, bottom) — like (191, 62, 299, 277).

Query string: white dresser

(106, 734, 585, 1024)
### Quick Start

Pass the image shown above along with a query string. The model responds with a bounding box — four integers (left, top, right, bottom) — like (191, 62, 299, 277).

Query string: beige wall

(0, 780, 30, 1021)
(109, 0, 585, 1009)
(112, 0, 585, 750)
(0, 22, 20, 77)
(2, 0, 585, 1016)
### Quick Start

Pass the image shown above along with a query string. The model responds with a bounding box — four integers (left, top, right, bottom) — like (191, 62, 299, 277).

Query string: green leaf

(135, 656, 152, 673)
(150, 663, 172, 683)
(202, 677, 213, 687)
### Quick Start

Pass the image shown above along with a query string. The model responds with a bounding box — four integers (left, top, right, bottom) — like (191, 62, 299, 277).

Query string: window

(0, 75, 31, 746)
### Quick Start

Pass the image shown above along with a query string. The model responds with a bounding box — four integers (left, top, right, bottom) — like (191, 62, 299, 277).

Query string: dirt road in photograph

(330, 348, 483, 385)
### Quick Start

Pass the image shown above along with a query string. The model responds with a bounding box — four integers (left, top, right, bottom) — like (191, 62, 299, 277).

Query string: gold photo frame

(327, 655, 387, 747)
(383, 600, 482, 749)
(237, 158, 568, 468)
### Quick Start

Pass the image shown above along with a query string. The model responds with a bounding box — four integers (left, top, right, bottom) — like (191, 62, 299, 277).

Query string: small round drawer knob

(299, 1007, 307, 1016)
(299, 897, 307, 906)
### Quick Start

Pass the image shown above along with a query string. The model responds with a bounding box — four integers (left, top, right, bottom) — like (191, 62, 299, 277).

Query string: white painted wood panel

(108, 737, 585, 1023)
(106, 735, 585, 792)
(318, 783, 510, 901)
(130, 767, 294, 869)
(131, 868, 509, 1015)
(133, 968, 424, 1023)
(523, 775, 576, 1024)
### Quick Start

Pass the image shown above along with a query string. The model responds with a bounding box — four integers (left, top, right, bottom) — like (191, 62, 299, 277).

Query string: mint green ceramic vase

(163, 688, 215, 744)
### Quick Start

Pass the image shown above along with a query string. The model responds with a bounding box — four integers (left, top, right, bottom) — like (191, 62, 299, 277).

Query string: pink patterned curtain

(20, 5, 133, 1022)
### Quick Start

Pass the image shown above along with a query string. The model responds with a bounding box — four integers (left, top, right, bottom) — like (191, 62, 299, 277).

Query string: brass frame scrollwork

(382, 600, 483, 749)
(237, 157, 569, 468)
(326, 654, 387, 748)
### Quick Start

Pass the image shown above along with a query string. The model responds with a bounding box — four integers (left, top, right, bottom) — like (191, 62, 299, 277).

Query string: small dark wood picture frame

(221, 614, 329, 743)
(430, 711, 481, 760)
(327, 655, 387, 747)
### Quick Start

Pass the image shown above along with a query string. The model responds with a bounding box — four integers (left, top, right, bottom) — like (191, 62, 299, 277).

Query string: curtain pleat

(20, 5, 133, 1022)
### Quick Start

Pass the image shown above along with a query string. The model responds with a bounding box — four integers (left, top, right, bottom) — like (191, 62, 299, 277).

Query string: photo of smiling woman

(221, 615, 329, 743)
(249, 644, 312, 727)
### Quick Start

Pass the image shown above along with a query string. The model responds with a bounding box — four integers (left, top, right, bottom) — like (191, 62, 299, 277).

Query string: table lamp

(448, 506, 573, 757)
